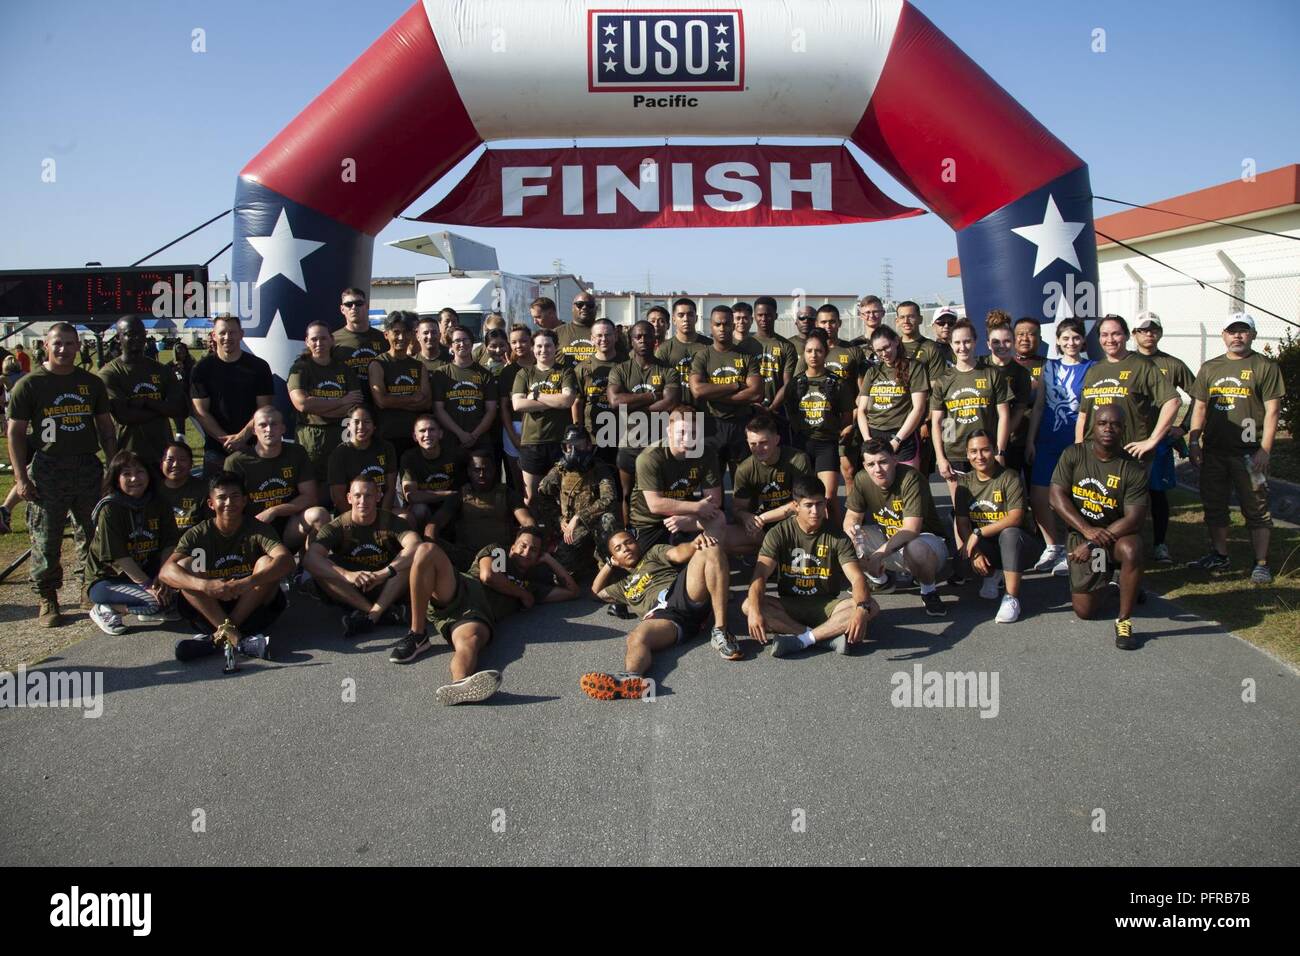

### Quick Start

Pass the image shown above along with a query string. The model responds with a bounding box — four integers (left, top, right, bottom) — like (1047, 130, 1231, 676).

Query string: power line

(1092, 194, 1300, 242)
(1094, 229, 1299, 329)
(130, 209, 232, 267)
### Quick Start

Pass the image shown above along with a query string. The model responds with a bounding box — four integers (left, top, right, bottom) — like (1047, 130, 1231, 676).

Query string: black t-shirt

(190, 351, 274, 453)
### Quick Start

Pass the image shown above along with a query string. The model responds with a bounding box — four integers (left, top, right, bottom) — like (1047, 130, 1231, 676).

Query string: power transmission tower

(881, 258, 894, 304)
(552, 258, 566, 275)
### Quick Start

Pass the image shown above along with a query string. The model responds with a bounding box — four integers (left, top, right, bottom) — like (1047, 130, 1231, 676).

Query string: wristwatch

(386, 564, 397, 579)
(855, 600, 872, 611)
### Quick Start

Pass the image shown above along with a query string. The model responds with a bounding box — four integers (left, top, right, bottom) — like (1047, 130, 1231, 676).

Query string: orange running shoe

(580, 671, 652, 701)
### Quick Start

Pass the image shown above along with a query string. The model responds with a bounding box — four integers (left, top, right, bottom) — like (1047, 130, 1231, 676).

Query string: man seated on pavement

(743, 476, 878, 657)
(580, 527, 738, 701)
(304, 476, 422, 639)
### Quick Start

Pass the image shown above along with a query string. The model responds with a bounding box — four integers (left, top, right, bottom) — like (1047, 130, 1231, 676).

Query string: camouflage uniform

(535, 460, 619, 574)
(28, 452, 102, 597)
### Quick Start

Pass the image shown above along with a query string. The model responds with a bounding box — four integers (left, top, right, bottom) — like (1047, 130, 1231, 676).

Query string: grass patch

(1144, 488, 1300, 666)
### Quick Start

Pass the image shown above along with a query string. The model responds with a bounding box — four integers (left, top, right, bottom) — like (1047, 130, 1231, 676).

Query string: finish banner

(413, 145, 923, 229)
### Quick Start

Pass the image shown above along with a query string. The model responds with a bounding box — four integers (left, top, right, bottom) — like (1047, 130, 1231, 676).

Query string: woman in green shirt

(510, 329, 577, 504)
(87, 450, 180, 635)
(856, 326, 930, 469)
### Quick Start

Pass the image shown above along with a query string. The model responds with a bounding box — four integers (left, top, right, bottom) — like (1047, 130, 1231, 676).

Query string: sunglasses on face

(342, 301, 365, 308)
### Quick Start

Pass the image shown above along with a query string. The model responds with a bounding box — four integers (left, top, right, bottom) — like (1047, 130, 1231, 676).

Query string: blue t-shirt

(1036, 358, 1094, 448)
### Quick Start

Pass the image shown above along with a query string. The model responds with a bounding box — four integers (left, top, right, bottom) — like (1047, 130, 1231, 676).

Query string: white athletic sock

(797, 629, 815, 648)
(919, 582, 937, 595)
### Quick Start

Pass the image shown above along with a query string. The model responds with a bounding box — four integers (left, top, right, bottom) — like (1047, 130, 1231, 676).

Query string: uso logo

(588, 10, 744, 92)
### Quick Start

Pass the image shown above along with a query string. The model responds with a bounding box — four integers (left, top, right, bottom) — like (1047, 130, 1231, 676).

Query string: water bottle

(1243, 454, 1268, 491)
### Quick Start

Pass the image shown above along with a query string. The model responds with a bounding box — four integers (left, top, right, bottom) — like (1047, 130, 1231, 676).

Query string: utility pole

(552, 258, 566, 275)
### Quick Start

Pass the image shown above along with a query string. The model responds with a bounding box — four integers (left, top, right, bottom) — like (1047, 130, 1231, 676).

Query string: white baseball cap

(1222, 312, 1256, 332)
(1134, 311, 1161, 330)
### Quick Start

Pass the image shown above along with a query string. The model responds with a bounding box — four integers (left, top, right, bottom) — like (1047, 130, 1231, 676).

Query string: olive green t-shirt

(860, 362, 931, 432)
(98, 356, 181, 463)
(954, 468, 1033, 532)
(901, 336, 951, 381)
(1147, 349, 1195, 431)
(689, 346, 761, 420)
(316, 510, 414, 572)
(1190, 352, 1285, 454)
(1078, 353, 1178, 447)
(434, 362, 498, 438)
(372, 352, 427, 442)
(733, 447, 813, 512)
(1050, 443, 1149, 528)
(287, 356, 354, 427)
(440, 484, 527, 555)
(7, 366, 110, 456)
(399, 445, 461, 496)
(88, 496, 179, 583)
(556, 320, 628, 368)
(157, 476, 210, 532)
(607, 358, 680, 451)
(333, 326, 388, 393)
(327, 440, 397, 496)
(512, 364, 579, 445)
(174, 515, 283, 581)
(654, 336, 710, 408)
(752, 333, 798, 404)
(846, 464, 946, 539)
(629, 445, 722, 529)
(576, 357, 620, 439)
(471, 544, 556, 623)
(787, 373, 852, 441)
(986, 358, 1035, 447)
(796, 341, 865, 405)
(224, 443, 313, 516)
(759, 515, 858, 600)
(598, 543, 681, 617)
(929, 366, 1013, 460)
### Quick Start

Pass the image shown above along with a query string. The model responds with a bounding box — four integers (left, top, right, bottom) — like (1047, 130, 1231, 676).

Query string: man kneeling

(392, 527, 579, 705)
(744, 477, 878, 656)
(159, 471, 295, 668)
(581, 528, 737, 701)
(304, 477, 421, 638)
(1049, 404, 1148, 649)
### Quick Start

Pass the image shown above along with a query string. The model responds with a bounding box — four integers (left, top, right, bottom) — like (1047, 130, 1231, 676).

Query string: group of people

(1, 287, 1284, 704)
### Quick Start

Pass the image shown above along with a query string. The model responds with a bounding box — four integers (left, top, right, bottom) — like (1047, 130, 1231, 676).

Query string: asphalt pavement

(2, 488, 1298, 866)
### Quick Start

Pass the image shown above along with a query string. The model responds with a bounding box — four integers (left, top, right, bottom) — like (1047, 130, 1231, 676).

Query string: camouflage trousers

(27, 452, 101, 597)
(552, 512, 620, 575)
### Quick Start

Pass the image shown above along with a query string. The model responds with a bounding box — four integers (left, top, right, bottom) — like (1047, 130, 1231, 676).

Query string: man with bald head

(99, 314, 187, 463)
(1049, 403, 1149, 649)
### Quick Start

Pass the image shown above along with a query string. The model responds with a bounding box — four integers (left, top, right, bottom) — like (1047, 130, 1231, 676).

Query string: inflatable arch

(233, 0, 1098, 379)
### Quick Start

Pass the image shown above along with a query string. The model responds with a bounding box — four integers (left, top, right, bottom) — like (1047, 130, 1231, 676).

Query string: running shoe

(995, 595, 1021, 624)
(381, 602, 409, 626)
(1052, 557, 1070, 576)
(341, 609, 373, 638)
(238, 634, 271, 660)
(978, 572, 1002, 600)
(435, 669, 501, 706)
(0, 504, 11, 534)
(389, 632, 431, 664)
(866, 571, 895, 594)
(710, 627, 742, 661)
(1250, 564, 1273, 585)
(579, 671, 652, 701)
(174, 634, 218, 661)
(921, 590, 946, 617)
(829, 634, 850, 655)
(1114, 618, 1138, 651)
(1032, 545, 1064, 572)
(768, 634, 804, 658)
(134, 609, 168, 625)
(89, 603, 127, 636)
(1152, 543, 1173, 564)
(894, 571, 915, 589)
(1186, 551, 1230, 572)
(606, 603, 635, 619)
(948, 571, 968, 587)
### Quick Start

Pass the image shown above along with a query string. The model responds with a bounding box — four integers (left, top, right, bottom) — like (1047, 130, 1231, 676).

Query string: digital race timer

(0, 265, 208, 318)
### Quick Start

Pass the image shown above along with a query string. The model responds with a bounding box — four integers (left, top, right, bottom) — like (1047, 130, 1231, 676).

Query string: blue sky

(2, 0, 1297, 302)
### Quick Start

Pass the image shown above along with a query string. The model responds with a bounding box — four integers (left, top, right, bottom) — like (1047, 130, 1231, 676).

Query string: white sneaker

(995, 595, 1021, 624)
(1033, 545, 1064, 572)
(1052, 557, 1070, 576)
(134, 610, 167, 625)
(978, 572, 1003, 599)
(89, 603, 127, 636)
